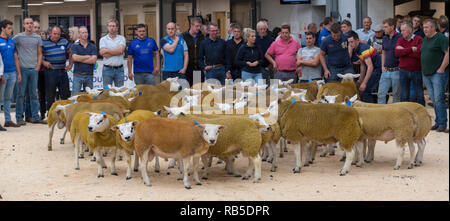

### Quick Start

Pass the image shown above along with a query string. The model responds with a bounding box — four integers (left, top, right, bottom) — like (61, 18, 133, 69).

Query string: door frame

(230, 0, 257, 29)
(159, 0, 196, 40)
(95, 0, 120, 45)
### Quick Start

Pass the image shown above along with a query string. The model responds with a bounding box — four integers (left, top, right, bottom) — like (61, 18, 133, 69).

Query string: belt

(74, 72, 91, 76)
(104, 64, 123, 69)
(386, 67, 400, 72)
(279, 70, 296, 72)
(212, 64, 224, 68)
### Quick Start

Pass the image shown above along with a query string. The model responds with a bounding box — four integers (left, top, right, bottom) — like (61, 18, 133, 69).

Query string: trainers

(436, 126, 449, 133)
(431, 124, 439, 130)
(32, 119, 47, 124)
(26, 117, 33, 123)
(17, 120, 27, 126)
(4, 121, 20, 128)
(0, 125, 6, 131)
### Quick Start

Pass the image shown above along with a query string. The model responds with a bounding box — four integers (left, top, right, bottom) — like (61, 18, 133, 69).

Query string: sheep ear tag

(100, 112, 106, 115)
(308, 79, 312, 82)
(94, 96, 97, 100)
(104, 85, 110, 90)
(272, 85, 278, 90)
(138, 91, 142, 96)
(193, 121, 200, 125)
(72, 100, 76, 104)
(291, 98, 297, 104)
(347, 100, 352, 107)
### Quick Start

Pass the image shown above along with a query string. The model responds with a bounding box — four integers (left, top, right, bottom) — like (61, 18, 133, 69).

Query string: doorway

(214, 12, 226, 39)
(230, 0, 256, 29)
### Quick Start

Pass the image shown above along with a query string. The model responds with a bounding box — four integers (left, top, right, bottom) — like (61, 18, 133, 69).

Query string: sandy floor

(0, 106, 448, 201)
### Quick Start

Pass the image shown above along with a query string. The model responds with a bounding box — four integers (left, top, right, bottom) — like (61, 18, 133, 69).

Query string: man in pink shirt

(265, 24, 301, 82)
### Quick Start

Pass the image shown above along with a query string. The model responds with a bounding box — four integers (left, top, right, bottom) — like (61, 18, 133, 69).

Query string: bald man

(160, 22, 189, 81)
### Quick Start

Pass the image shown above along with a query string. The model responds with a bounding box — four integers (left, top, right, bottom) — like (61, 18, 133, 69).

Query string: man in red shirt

(395, 21, 425, 106)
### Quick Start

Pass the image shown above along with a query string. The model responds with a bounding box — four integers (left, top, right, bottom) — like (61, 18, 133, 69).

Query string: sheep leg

(117, 150, 123, 161)
(394, 142, 405, 170)
(182, 158, 192, 189)
(355, 141, 364, 167)
(301, 142, 309, 167)
(154, 156, 160, 173)
(226, 155, 241, 177)
(110, 148, 118, 176)
(125, 151, 132, 180)
(292, 143, 302, 173)
(48, 122, 56, 151)
(340, 149, 347, 162)
(365, 139, 376, 163)
(251, 154, 262, 183)
(216, 159, 223, 164)
(168, 158, 176, 169)
(320, 144, 330, 157)
(267, 143, 274, 163)
(177, 158, 184, 174)
(94, 150, 105, 178)
(201, 155, 210, 180)
(352, 146, 358, 165)
(207, 156, 213, 168)
(407, 140, 415, 169)
(192, 156, 202, 185)
(133, 151, 139, 172)
(60, 128, 68, 144)
(261, 145, 268, 162)
(414, 139, 425, 166)
(284, 141, 288, 152)
(73, 134, 81, 170)
(102, 149, 108, 157)
(270, 141, 278, 172)
(311, 143, 317, 163)
(279, 138, 286, 158)
(78, 143, 85, 159)
(340, 148, 355, 176)
(243, 157, 255, 180)
(140, 149, 151, 186)
(362, 139, 367, 159)
(329, 143, 336, 156)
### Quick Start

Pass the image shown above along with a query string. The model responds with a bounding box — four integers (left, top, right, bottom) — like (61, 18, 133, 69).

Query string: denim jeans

(38, 70, 46, 118)
(102, 66, 124, 88)
(361, 68, 381, 103)
(274, 71, 298, 83)
(1, 72, 17, 122)
(377, 70, 401, 104)
(162, 71, 187, 81)
(422, 70, 449, 128)
(45, 69, 70, 111)
(399, 69, 425, 106)
(72, 74, 94, 95)
(241, 71, 263, 84)
(16, 68, 40, 122)
(205, 66, 226, 85)
(328, 64, 355, 83)
(13, 81, 32, 121)
(134, 72, 155, 85)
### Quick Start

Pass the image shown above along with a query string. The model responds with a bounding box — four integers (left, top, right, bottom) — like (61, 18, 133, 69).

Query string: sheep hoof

(330, 152, 335, 156)
(154, 170, 160, 173)
(364, 160, 371, 163)
(134, 168, 139, 172)
(60, 139, 64, 144)
(75, 167, 80, 170)
(97, 175, 104, 178)
(339, 158, 346, 162)
(126, 176, 131, 180)
(227, 171, 233, 175)
(216, 160, 223, 165)
(408, 164, 414, 169)
(118, 157, 123, 161)
(293, 168, 301, 173)
(145, 183, 152, 187)
(185, 186, 192, 190)
(102, 153, 107, 157)
(394, 166, 400, 170)
(284, 149, 288, 153)
(268, 159, 273, 163)
(279, 154, 284, 158)
(48, 147, 52, 151)
(177, 177, 183, 181)
(262, 158, 267, 162)
(320, 154, 326, 157)
(242, 176, 249, 180)
(102, 166, 107, 169)
(196, 182, 202, 186)
(351, 162, 356, 165)
(234, 174, 242, 177)
(201, 177, 208, 180)
(111, 172, 118, 176)
(309, 161, 313, 164)
(89, 152, 93, 156)
(78, 155, 84, 159)
(85, 149, 89, 152)
(270, 168, 276, 172)
(168, 166, 174, 169)
(356, 164, 363, 168)
(304, 164, 309, 167)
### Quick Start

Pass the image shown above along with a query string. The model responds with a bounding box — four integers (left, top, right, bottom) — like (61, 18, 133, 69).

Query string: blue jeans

(13, 81, 31, 121)
(134, 72, 155, 85)
(361, 68, 381, 103)
(72, 74, 94, 95)
(162, 71, 187, 81)
(399, 69, 425, 106)
(45, 69, 70, 111)
(16, 68, 40, 122)
(328, 64, 355, 83)
(102, 66, 124, 88)
(422, 70, 449, 128)
(241, 71, 263, 84)
(377, 70, 401, 104)
(1, 72, 17, 122)
(205, 66, 226, 85)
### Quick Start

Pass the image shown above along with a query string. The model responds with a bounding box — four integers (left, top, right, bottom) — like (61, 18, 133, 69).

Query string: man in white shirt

(356, 17, 375, 44)
(99, 19, 126, 88)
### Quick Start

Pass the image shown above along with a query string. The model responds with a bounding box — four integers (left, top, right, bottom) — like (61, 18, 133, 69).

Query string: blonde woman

(235, 28, 264, 83)
(69, 26, 79, 45)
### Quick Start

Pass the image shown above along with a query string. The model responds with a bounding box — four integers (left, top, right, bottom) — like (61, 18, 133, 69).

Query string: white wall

(338, 0, 357, 29)
(368, 0, 394, 26)
(258, 0, 325, 35)
(197, 0, 230, 29)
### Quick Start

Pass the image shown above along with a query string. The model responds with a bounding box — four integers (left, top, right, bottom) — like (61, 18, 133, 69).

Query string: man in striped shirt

(42, 26, 72, 111)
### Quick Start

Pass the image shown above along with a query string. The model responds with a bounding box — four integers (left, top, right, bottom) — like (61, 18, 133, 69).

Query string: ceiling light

(28, 3, 44, 6)
(43, 1, 64, 4)
(8, 5, 21, 8)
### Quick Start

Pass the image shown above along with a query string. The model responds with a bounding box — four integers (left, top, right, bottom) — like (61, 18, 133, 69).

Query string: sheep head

(111, 121, 138, 142)
(195, 123, 226, 145)
(86, 112, 110, 133)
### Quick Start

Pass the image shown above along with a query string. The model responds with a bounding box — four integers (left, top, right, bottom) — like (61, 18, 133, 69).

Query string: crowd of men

(0, 14, 448, 132)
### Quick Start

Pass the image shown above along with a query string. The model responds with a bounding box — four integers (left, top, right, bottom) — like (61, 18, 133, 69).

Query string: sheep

(129, 91, 181, 112)
(177, 114, 263, 182)
(351, 100, 432, 167)
(47, 100, 73, 151)
(289, 80, 325, 102)
(111, 110, 158, 180)
(277, 99, 362, 175)
(316, 73, 360, 103)
(134, 117, 225, 189)
(70, 112, 119, 177)
(135, 77, 182, 95)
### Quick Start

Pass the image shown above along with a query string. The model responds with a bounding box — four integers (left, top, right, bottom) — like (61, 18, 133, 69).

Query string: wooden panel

(145, 13, 158, 71)
(123, 15, 138, 43)
(214, 12, 227, 40)
(176, 12, 190, 34)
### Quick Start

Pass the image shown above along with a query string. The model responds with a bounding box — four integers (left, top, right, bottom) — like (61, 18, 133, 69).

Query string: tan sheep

(316, 73, 360, 103)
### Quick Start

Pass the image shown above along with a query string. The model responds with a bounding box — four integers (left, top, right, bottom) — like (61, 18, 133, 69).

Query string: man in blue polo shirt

(318, 17, 333, 47)
(42, 26, 71, 111)
(71, 26, 97, 95)
(0, 19, 22, 128)
(128, 24, 159, 85)
(161, 22, 188, 81)
(319, 23, 355, 82)
(348, 31, 381, 103)
(198, 23, 227, 85)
